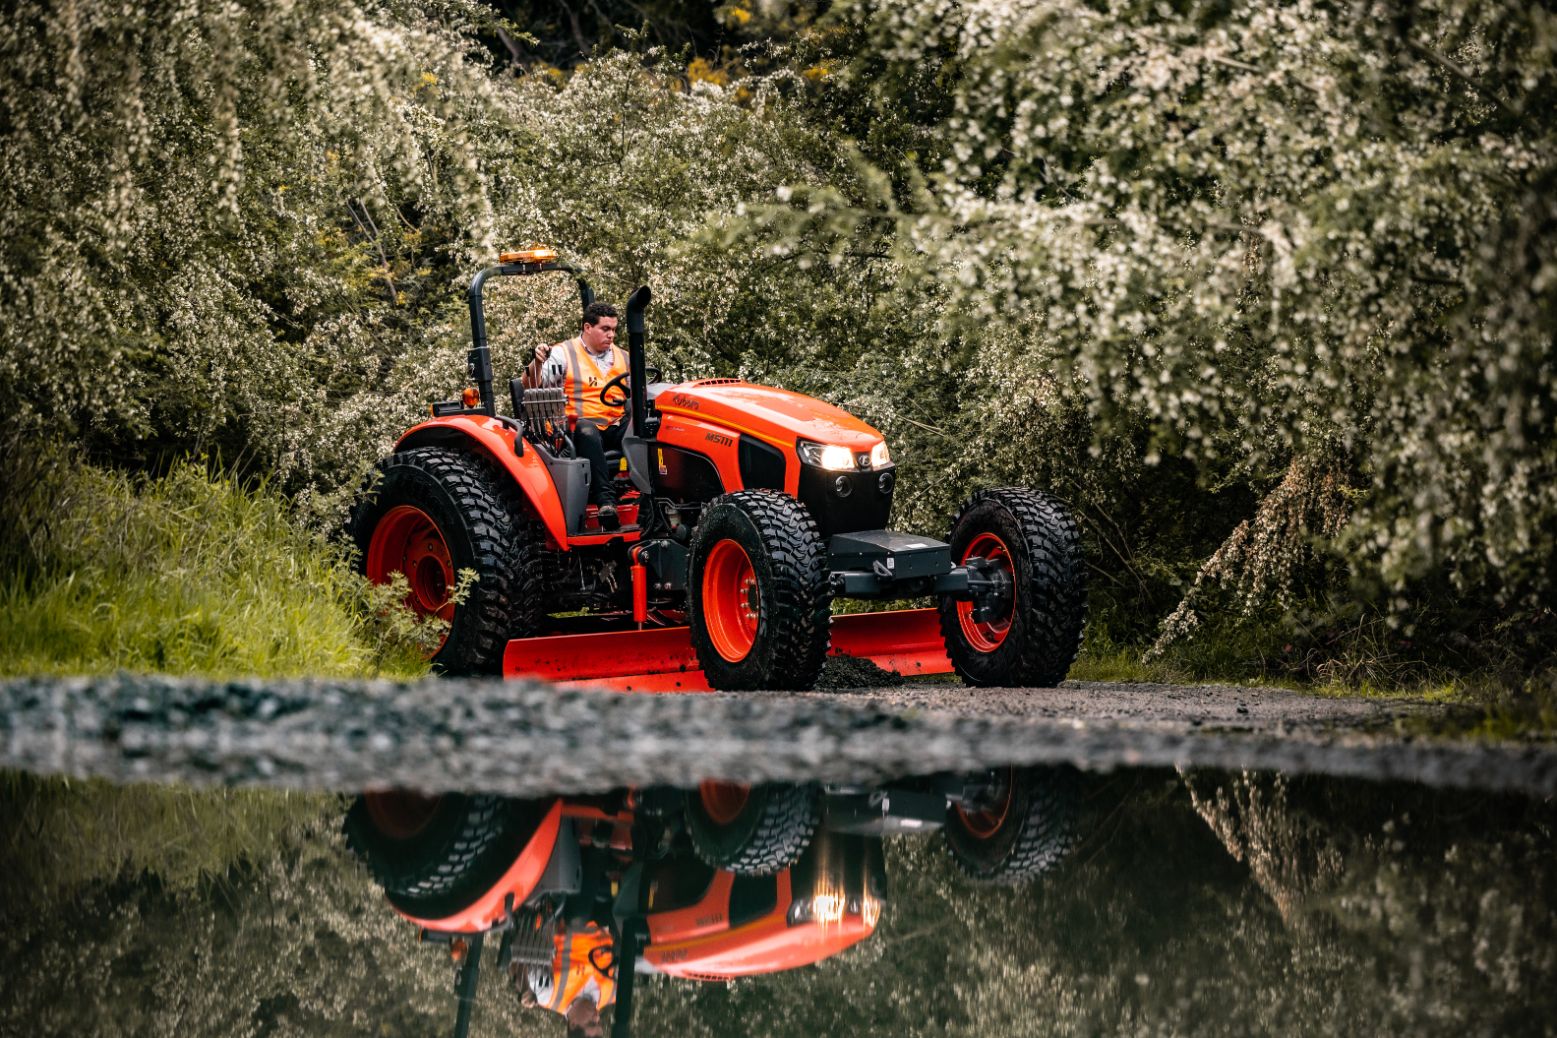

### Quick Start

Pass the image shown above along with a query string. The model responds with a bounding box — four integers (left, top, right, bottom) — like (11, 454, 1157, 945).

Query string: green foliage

(0, 773, 331, 908)
(0, 0, 522, 514)
(741, 0, 1557, 635)
(0, 787, 539, 1037)
(0, 456, 429, 679)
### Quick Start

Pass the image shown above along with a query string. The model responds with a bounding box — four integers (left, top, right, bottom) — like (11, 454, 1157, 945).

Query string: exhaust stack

(625, 285, 652, 435)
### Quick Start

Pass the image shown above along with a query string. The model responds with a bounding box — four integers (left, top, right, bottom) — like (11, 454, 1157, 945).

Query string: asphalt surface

(3, 673, 1553, 797)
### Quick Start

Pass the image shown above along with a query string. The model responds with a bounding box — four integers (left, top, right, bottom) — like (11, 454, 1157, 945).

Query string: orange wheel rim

(366, 505, 455, 649)
(703, 539, 758, 663)
(698, 781, 751, 825)
(956, 532, 1014, 651)
(364, 790, 443, 840)
(955, 770, 1014, 840)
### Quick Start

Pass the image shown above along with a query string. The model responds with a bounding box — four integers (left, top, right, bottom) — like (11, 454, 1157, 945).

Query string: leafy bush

(743, 0, 1557, 643)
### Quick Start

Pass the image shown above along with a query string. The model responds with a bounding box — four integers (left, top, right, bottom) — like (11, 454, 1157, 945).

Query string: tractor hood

(655, 379, 883, 450)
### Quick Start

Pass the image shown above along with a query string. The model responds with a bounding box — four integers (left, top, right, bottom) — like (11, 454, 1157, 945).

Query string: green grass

(0, 461, 429, 680)
(0, 772, 334, 907)
(1070, 618, 1500, 705)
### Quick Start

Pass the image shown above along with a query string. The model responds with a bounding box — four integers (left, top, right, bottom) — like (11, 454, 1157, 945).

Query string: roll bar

(466, 258, 594, 417)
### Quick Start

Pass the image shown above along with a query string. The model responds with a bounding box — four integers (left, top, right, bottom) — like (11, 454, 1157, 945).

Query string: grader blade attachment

(503, 608, 952, 692)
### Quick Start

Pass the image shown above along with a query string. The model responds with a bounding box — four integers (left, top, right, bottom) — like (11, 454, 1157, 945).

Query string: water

(2, 764, 1552, 1037)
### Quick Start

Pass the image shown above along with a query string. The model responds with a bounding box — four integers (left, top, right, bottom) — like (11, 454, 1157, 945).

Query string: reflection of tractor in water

(351, 247, 1086, 691)
(345, 768, 1079, 1037)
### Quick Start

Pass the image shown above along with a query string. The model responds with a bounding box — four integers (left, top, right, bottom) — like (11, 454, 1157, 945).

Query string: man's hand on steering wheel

(599, 366, 662, 408)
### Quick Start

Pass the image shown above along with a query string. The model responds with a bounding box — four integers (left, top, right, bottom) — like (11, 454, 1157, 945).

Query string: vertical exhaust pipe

(624, 285, 652, 435)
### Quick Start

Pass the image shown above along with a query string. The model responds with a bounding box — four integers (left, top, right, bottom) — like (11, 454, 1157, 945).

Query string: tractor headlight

(785, 892, 851, 926)
(797, 440, 857, 471)
(869, 441, 891, 468)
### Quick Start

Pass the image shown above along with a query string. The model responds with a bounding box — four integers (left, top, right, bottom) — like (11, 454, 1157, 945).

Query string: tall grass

(0, 460, 427, 680)
(0, 773, 333, 909)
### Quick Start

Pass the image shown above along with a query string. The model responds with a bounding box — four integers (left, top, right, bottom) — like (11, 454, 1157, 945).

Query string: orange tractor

(352, 247, 1086, 690)
(346, 768, 1078, 1038)
(348, 787, 886, 1038)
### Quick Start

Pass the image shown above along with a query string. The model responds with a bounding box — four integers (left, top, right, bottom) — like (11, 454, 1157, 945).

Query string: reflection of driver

(527, 301, 626, 527)
(510, 921, 616, 1038)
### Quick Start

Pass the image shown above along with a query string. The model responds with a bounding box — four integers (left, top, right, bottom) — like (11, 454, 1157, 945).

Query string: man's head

(580, 302, 619, 353)
(564, 997, 604, 1038)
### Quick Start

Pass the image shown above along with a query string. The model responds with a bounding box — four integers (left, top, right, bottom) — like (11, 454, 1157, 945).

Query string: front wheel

(945, 766, 1079, 884)
(685, 781, 821, 876)
(937, 487, 1085, 687)
(688, 490, 831, 691)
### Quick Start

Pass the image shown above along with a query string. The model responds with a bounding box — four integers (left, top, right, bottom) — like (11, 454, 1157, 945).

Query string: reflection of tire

(945, 766, 1079, 884)
(688, 490, 831, 691)
(344, 792, 549, 917)
(686, 781, 821, 876)
(351, 447, 538, 676)
(938, 488, 1085, 688)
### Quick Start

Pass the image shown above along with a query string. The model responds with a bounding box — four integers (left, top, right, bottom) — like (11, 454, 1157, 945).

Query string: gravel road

(2, 673, 1553, 796)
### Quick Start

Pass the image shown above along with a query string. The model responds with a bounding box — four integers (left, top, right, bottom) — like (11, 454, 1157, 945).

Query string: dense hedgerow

(0, 2, 882, 525)
(738, 0, 1557, 649)
(0, 0, 520, 515)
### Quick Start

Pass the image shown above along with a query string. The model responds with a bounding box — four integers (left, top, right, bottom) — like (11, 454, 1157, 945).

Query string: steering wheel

(600, 365, 663, 408)
(588, 942, 616, 978)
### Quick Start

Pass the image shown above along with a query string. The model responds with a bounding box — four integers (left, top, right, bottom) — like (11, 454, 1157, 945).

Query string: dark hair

(583, 302, 618, 326)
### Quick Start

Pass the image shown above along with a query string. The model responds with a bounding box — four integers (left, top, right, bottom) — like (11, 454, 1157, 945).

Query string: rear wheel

(938, 488, 1085, 687)
(344, 793, 555, 917)
(945, 766, 1079, 884)
(352, 447, 538, 675)
(688, 490, 831, 691)
(685, 781, 821, 876)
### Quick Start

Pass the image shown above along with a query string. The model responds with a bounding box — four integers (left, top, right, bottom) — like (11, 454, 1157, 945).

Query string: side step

(503, 608, 953, 692)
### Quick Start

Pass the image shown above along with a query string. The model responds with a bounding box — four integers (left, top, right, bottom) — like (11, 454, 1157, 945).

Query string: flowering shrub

(743, 0, 1557, 634)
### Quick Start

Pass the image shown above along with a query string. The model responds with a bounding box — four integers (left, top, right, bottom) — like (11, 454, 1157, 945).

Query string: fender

(392, 798, 564, 932)
(397, 415, 571, 549)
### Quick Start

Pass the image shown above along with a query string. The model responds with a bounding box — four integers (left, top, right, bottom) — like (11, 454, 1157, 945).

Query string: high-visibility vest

(560, 337, 629, 429)
(537, 922, 617, 1015)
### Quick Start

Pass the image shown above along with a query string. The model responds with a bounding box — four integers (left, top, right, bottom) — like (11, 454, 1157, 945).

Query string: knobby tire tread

(947, 768, 1079, 885)
(690, 490, 832, 691)
(939, 487, 1087, 688)
(352, 446, 539, 675)
(344, 794, 521, 911)
(687, 784, 821, 877)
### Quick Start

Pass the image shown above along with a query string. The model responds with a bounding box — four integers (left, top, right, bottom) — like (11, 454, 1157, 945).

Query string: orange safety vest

(538, 922, 617, 1016)
(560, 337, 629, 429)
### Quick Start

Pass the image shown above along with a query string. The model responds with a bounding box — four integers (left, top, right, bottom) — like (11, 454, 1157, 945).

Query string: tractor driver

(527, 302, 627, 528)
(510, 920, 615, 1038)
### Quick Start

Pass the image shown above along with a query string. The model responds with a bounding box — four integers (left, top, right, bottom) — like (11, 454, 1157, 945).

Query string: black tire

(351, 446, 539, 676)
(685, 781, 821, 876)
(687, 490, 831, 691)
(937, 487, 1085, 687)
(343, 793, 555, 918)
(945, 766, 1079, 884)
